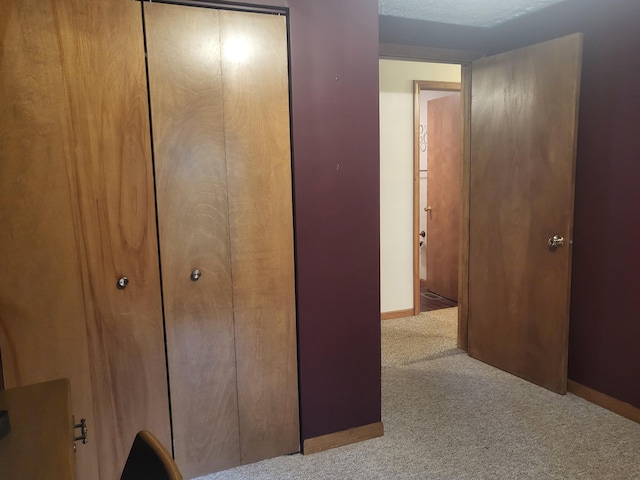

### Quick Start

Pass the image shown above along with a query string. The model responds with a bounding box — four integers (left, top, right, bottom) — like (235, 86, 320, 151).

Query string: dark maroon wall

(381, 0, 640, 409)
(233, 0, 381, 443)
(287, 0, 381, 440)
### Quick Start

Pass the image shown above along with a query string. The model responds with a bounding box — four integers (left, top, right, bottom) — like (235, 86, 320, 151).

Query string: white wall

(379, 59, 461, 314)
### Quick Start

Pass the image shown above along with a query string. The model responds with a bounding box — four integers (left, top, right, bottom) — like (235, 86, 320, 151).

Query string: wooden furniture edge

(0, 378, 75, 479)
(381, 309, 414, 321)
(302, 422, 384, 455)
(568, 380, 640, 424)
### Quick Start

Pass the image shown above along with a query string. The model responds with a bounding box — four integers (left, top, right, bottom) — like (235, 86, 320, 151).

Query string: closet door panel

(51, 2, 172, 479)
(2, 1, 172, 479)
(145, 4, 241, 477)
(0, 2, 99, 478)
(221, 11, 300, 463)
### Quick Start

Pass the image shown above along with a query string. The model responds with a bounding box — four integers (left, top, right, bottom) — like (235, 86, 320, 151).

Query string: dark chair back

(120, 430, 183, 480)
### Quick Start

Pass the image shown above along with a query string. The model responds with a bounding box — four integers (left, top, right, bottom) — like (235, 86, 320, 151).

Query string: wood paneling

(56, 2, 172, 478)
(1, 2, 97, 478)
(426, 94, 461, 301)
(145, 4, 241, 477)
(468, 34, 583, 393)
(220, 10, 300, 463)
(1, 2, 172, 478)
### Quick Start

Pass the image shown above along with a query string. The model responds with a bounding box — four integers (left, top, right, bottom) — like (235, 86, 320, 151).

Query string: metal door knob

(190, 269, 202, 282)
(116, 276, 129, 290)
(548, 235, 565, 248)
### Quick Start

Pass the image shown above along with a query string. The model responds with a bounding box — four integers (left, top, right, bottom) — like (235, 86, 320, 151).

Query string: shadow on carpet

(381, 307, 463, 367)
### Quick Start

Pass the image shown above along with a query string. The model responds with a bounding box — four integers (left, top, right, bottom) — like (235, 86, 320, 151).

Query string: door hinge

(73, 417, 88, 452)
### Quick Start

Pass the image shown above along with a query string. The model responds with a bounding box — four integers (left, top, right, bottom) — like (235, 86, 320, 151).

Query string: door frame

(412, 80, 461, 316)
(381, 43, 482, 350)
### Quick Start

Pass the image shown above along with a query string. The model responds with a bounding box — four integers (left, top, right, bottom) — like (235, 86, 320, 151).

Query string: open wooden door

(426, 94, 462, 301)
(468, 34, 583, 394)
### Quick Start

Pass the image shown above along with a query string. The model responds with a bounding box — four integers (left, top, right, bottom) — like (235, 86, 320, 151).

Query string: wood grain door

(468, 34, 583, 394)
(220, 10, 299, 465)
(146, 4, 298, 477)
(0, 2, 99, 477)
(426, 94, 462, 301)
(1, 2, 172, 479)
(145, 5, 240, 477)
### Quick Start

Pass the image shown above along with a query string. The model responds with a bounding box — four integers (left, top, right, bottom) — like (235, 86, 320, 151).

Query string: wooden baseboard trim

(303, 422, 384, 455)
(381, 309, 414, 321)
(568, 380, 640, 424)
(420, 278, 428, 290)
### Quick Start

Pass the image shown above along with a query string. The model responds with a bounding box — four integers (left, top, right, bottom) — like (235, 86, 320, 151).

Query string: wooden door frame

(381, 43, 483, 351)
(412, 80, 461, 316)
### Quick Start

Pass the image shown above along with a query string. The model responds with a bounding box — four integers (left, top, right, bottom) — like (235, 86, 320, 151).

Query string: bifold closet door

(220, 10, 299, 466)
(145, 4, 299, 478)
(145, 5, 240, 477)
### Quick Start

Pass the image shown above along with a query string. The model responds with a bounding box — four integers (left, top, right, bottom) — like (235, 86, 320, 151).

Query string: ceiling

(378, 0, 566, 28)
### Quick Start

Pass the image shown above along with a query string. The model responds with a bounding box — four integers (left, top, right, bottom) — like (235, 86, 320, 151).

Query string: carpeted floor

(196, 308, 640, 479)
(381, 307, 462, 366)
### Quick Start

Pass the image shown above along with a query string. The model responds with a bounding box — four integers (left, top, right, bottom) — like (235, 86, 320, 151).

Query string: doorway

(379, 52, 472, 347)
(379, 59, 462, 321)
(382, 34, 582, 386)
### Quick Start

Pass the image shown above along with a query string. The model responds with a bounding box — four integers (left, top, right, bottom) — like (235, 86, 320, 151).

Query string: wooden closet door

(0, 2, 99, 478)
(1, 1, 172, 479)
(145, 4, 241, 478)
(220, 10, 300, 463)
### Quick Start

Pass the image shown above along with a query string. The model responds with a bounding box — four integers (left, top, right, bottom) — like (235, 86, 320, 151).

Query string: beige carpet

(382, 307, 462, 366)
(196, 308, 640, 480)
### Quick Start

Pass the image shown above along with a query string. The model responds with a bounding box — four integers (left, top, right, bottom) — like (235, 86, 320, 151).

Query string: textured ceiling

(379, 0, 566, 28)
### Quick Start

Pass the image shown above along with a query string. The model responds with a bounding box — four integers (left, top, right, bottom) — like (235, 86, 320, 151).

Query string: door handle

(548, 235, 564, 248)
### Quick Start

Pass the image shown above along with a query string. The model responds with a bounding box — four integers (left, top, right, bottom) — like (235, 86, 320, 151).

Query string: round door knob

(116, 276, 129, 290)
(548, 235, 565, 248)
(190, 269, 202, 282)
